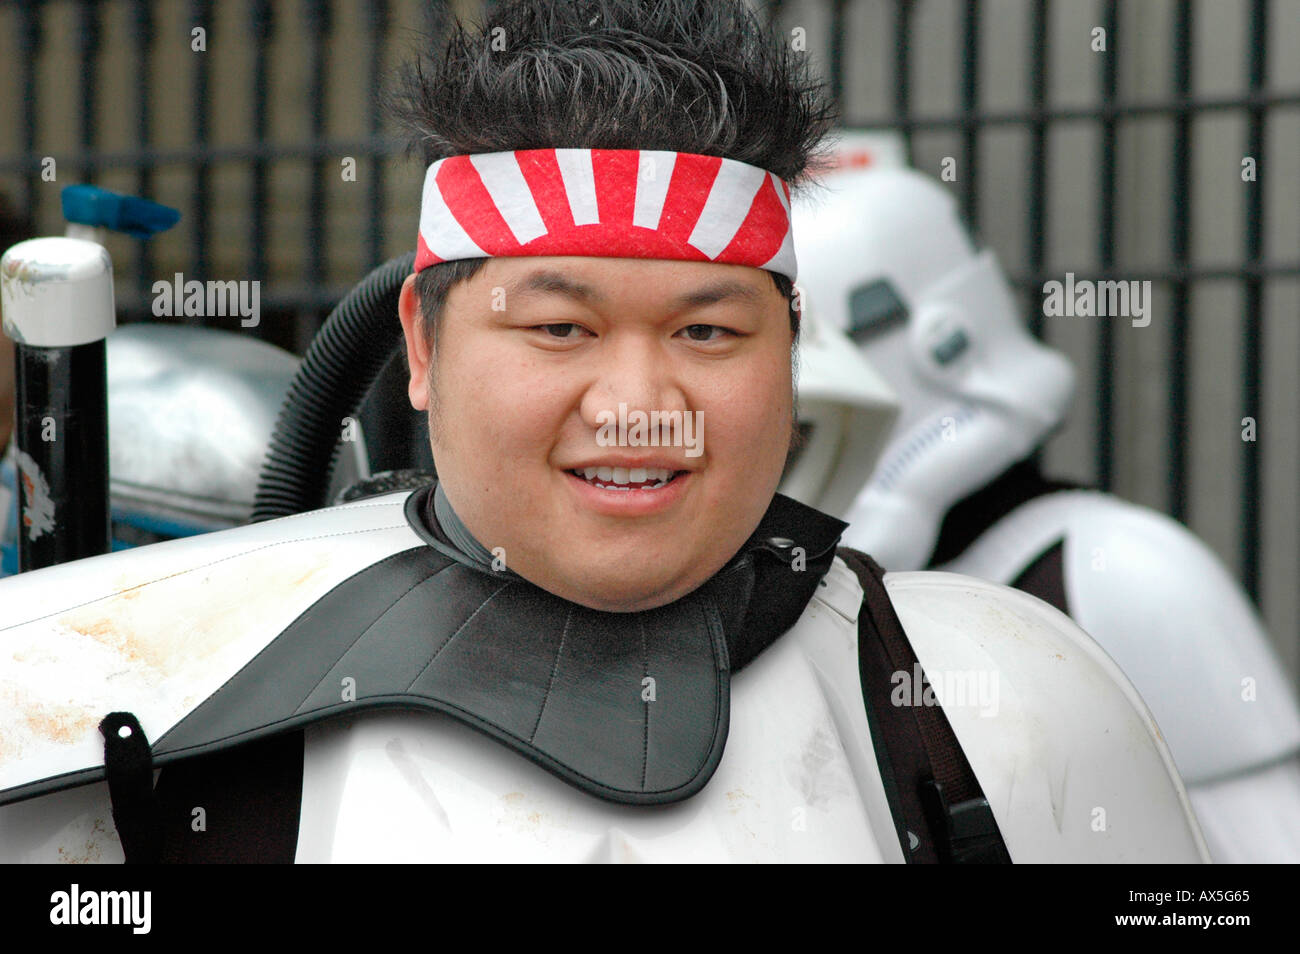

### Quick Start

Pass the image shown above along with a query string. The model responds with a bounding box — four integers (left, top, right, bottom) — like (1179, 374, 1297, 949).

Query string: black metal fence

(0, 0, 482, 362)
(780, 0, 1299, 664)
(805, 0, 1298, 603)
(1, 0, 1297, 661)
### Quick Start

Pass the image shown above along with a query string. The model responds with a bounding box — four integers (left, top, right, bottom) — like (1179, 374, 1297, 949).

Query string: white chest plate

(295, 558, 903, 863)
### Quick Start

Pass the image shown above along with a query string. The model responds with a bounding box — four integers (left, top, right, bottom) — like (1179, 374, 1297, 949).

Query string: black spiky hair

(384, 0, 836, 346)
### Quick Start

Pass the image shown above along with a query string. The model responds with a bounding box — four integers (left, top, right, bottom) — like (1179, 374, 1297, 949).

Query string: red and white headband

(414, 148, 797, 281)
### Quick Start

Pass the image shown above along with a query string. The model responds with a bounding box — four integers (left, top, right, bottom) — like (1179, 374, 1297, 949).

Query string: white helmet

(778, 289, 899, 518)
(792, 168, 1075, 568)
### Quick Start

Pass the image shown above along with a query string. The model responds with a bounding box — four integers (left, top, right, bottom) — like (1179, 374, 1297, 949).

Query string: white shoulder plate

(884, 570, 1211, 863)
(3, 554, 905, 864)
(940, 490, 1300, 783)
(1, 512, 1210, 863)
(0, 492, 422, 802)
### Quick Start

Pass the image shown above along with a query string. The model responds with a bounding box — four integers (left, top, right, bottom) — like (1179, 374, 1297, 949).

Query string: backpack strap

(837, 546, 1012, 864)
(99, 712, 164, 864)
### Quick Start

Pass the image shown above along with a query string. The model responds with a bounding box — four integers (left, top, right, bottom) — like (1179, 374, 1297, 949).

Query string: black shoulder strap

(837, 546, 1012, 864)
(99, 714, 303, 863)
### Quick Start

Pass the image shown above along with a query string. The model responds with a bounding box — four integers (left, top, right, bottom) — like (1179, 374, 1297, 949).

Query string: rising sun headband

(414, 148, 797, 281)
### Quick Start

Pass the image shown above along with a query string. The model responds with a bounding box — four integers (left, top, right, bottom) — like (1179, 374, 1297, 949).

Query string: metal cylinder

(1, 237, 115, 570)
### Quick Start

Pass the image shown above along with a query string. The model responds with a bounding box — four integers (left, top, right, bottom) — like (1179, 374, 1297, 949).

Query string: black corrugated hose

(252, 252, 415, 522)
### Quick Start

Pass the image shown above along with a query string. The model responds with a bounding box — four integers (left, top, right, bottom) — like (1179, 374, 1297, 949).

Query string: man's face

(398, 256, 794, 612)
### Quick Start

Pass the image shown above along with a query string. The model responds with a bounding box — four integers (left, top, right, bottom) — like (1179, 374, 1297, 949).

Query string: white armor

(791, 167, 1074, 569)
(792, 163, 1300, 863)
(777, 292, 898, 518)
(941, 491, 1300, 864)
(0, 491, 1208, 862)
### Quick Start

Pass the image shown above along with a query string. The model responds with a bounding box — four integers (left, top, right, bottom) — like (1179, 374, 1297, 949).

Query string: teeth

(572, 466, 678, 488)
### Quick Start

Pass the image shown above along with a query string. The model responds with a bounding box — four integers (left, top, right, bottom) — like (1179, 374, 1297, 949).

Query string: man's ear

(398, 272, 430, 411)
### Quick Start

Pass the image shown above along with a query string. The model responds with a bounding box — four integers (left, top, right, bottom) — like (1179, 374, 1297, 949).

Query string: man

(0, 0, 1206, 863)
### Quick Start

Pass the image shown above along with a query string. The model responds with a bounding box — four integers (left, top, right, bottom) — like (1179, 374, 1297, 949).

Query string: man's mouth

(567, 466, 686, 491)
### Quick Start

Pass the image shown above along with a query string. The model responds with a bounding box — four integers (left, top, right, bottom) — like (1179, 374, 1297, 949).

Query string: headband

(414, 148, 797, 281)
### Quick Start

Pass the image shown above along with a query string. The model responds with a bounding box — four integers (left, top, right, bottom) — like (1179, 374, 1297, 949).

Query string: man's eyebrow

(502, 270, 765, 310)
(670, 279, 765, 309)
(506, 269, 605, 304)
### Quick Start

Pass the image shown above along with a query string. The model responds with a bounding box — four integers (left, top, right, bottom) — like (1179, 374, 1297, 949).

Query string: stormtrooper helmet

(792, 167, 1075, 569)
(777, 288, 899, 518)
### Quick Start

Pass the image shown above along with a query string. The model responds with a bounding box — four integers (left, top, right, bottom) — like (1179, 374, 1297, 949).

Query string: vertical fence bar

(766, 0, 787, 30)
(958, 0, 980, 232)
(1095, 0, 1120, 492)
(1025, 0, 1049, 340)
(75, 0, 101, 186)
(190, 0, 213, 322)
(893, 0, 913, 161)
(829, 0, 849, 112)
(1240, 0, 1268, 602)
(129, 0, 155, 305)
(365, 0, 389, 271)
(249, 0, 273, 306)
(301, 0, 331, 348)
(424, 2, 452, 57)
(16, 3, 42, 223)
(1168, 0, 1193, 522)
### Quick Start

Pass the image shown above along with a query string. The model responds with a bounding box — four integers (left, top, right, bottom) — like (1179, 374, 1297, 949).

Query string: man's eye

(680, 324, 734, 342)
(536, 323, 585, 338)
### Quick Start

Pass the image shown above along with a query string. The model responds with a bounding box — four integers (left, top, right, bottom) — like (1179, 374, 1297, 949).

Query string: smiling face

(398, 256, 795, 612)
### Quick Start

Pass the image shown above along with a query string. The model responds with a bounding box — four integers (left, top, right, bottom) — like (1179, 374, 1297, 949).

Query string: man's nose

(579, 335, 688, 428)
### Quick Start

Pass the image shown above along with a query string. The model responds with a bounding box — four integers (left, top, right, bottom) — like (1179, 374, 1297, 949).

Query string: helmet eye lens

(847, 279, 908, 344)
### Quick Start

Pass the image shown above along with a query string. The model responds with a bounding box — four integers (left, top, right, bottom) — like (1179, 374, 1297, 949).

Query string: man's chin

(545, 564, 708, 614)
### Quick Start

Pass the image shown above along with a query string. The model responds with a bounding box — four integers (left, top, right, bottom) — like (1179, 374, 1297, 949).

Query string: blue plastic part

(61, 185, 181, 239)
(109, 509, 210, 542)
(1, 458, 18, 576)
